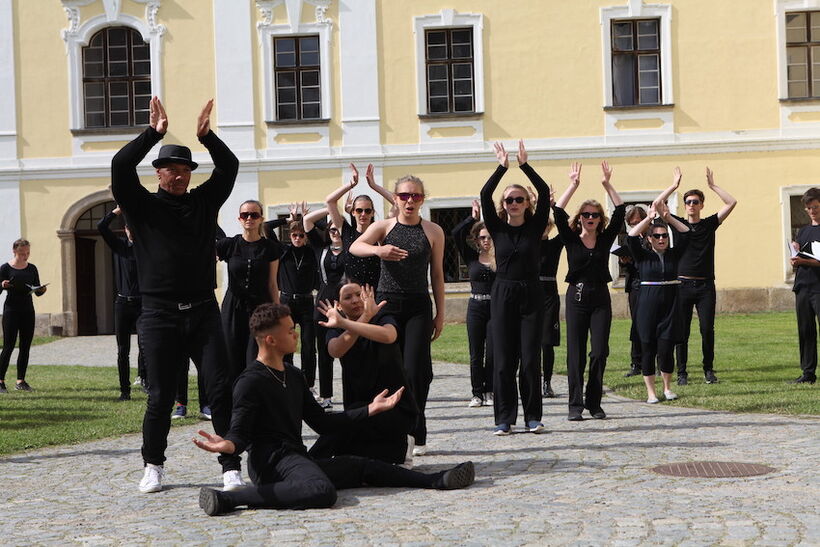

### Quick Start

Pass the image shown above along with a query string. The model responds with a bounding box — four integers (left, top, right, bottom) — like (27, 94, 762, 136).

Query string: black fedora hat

(152, 144, 198, 170)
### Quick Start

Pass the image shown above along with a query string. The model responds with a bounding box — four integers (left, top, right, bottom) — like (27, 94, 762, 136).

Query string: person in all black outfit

(655, 167, 737, 385)
(552, 161, 625, 421)
(192, 303, 475, 516)
(111, 97, 243, 493)
(216, 199, 281, 380)
(303, 206, 347, 408)
(626, 200, 691, 403)
(612, 204, 649, 378)
(480, 140, 551, 436)
(313, 280, 418, 465)
(788, 187, 820, 385)
(452, 200, 496, 408)
(326, 163, 395, 288)
(0, 239, 46, 393)
(349, 174, 446, 457)
(97, 206, 144, 401)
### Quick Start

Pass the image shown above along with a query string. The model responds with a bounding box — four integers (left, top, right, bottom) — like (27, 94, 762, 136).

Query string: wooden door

(75, 236, 97, 335)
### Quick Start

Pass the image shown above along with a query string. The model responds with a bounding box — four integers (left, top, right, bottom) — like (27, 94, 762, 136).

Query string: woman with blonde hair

(451, 199, 496, 408)
(553, 161, 625, 421)
(480, 140, 551, 436)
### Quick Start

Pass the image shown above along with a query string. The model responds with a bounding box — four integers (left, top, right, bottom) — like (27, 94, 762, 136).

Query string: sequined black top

(377, 220, 431, 295)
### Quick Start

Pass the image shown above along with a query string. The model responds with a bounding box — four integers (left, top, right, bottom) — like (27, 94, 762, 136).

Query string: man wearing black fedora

(112, 96, 244, 493)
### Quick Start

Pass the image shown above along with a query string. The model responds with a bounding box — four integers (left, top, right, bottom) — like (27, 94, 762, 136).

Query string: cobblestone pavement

(1, 336, 818, 545)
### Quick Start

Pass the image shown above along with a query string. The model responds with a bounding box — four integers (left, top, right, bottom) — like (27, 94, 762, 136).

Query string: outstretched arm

(97, 207, 128, 255)
(195, 99, 239, 206)
(653, 167, 682, 208)
(517, 140, 550, 224)
(707, 167, 737, 223)
(366, 163, 395, 204)
(601, 160, 623, 206)
(349, 220, 408, 260)
(556, 162, 581, 209)
(326, 164, 359, 229)
(480, 142, 508, 232)
(303, 207, 329, 233)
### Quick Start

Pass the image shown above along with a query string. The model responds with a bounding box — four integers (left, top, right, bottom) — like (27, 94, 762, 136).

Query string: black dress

(0, 263, 42, 383)
(341, 220, 380, 288)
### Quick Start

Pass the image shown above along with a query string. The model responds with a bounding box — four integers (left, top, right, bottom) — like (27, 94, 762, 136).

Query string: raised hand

(112, 206, 122, 215)
(673, 166, 682, 189)
(568, 162, 582, 186)
(601, 161, 613, 185)
(344, 190, 354, 214)
(192, 430, 235, 454)
(517, 139, 528, 165)
(349, 163, 360, 189)
(471, 199, 481, 220)
(365, 164, 376, 187)
(316, 300, 343, 328)
(549, 184, 556, 207)
(706, 166, 715, 189)
(300, 201, 310, 217)
(287, 202, 298, 222)
(360, 284, 386, 321)
(494, 141, 509, 168)
(648, 202, 659, 220)
(196, 99, 213, 137)
(149, 96, 168, 134)
(378, 244, 409, 261)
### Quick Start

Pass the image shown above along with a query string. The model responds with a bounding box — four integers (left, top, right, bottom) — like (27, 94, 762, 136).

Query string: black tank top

(378, 221, 431, 295)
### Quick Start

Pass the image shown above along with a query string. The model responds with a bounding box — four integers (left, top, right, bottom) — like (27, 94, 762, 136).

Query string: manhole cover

(651, 461, 776, 478)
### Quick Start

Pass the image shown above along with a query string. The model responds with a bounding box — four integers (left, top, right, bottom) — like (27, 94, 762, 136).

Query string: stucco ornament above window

(256, 0, 332, 31)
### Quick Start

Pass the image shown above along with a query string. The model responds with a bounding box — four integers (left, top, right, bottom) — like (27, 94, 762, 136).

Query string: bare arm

(349, 220, 407, 260)
(707, 167, 737, 223)
(268, 260, 280, 304)
(366, 163, 395, 203)
(556, 162, 581, 209)
(427, 222, 446, 341)
(601, 160, 623, 206)
(303, 207, 329, 233)
(654, 167, 682, 207)
(326, 164, 359, 229)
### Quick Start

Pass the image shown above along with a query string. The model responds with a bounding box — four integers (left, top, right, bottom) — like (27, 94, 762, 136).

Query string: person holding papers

(0, 239, 47, 393)
(789, 187, 820, 385)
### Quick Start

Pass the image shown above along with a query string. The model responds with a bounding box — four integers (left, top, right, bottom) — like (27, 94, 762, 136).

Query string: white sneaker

(484, 392, 494, 405)
(222, 470, 246, 491)
(132, 377, 143, 386)
(646, 396, 660, 404)
(663, 390, 678, 401)
(412, 444, 427, 457)
(309, 387, 321, 401)
(468, 396, 483, 408)
(138, 464, 164, 493)
(400, 436, 414, 469)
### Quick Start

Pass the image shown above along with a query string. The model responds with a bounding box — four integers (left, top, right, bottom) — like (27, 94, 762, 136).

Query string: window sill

(779, 97, 820, 104)
(603, 104, 674, 112)
(266, 118, 330, 127)
(418, 112, 484, 121)
(70, 126, 147, 137)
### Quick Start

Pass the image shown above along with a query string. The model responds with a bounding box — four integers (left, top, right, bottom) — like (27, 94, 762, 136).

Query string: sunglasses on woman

(504, 196, 526, 204)
(290, 233, 305, 239)
(650, 233, 669, 239)
(239, 212, 262, 220)
(329, 228, 339, 234)
(354, 207, 373, 214)
(396, 193, 424, 202)
(580, 212, 601, 219)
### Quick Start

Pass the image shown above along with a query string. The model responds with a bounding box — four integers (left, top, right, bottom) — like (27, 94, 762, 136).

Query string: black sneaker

(677, 373, 688, 386)
(437, 461, 475, 490)
(624, 365, 641, 377)
(704, 370, 718, 384)
(199, 487, 233, 516)
(0, 381, 7, 394)
(118, 391, 131, 401)
(542, 381, 555, 398)
(789, 374, 816, 384)
(14, 381, 33, 392)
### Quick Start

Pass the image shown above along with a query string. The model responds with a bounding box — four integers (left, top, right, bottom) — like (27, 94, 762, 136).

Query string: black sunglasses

(685, 199, 701, 206)
(354, 208, 373, 214)
(290, 233, 305, 238)
(580, 212, 601, 219)
(650, 233, 669, 239)
(504, 196, 526, 204)
(396, 192, 424, 201)
(239, 212, 261, 220)
(329, 227, 339, 234)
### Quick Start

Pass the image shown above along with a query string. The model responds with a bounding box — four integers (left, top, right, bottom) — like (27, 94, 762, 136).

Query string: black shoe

(677, 373, 688, 386)
(118, 391, 131, 401)
(542, 381, 555, 398)
(704, 370, 718, 384)
(624, 365, 641, 377)
(14, 381, 33, 392)
(590, 408, 607, 420)
(789, 374, 816, 384)
(567, 412, 583, 422)
(0, 381, 7, 394)
(199, 487, 233, 516)
(437, 461, 475, 490)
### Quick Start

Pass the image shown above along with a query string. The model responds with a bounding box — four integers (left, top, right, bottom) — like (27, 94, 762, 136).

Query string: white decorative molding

(0, 0, 18, 166)
(61, 1, 165, 153)
(413, 10, 485, 117)
(256, 0, 334, 155)
(600, 2, 674, 138)
(775, 0, 820, 136)
(103, 0, 121, 21)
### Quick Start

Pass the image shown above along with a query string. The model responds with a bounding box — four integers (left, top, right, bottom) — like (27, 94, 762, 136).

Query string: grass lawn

(434, 311, 818, 416)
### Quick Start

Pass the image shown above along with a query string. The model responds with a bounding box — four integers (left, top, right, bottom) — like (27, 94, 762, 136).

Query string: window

(74, 201, 117, 233)
(786, 11, 820, 98)
(611, 19, 661, 106)
(82, 27, 151, 128)
(274, 35, 322, 121)
(424, 28, 475, 114)
(430, 207, 471, 282)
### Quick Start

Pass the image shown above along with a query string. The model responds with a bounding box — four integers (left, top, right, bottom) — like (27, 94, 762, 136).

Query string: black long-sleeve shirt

(479, 163, 550, 281)
(451, 216, 495, 294)
(0, 263, 41, 311)
(626, 232, 690, 282)
(553, 203, 626, 285)
(224, 360, 368, 456)
(97, 211, 140, 297)
(110, 127, 238, 301)
(278, 244, 318, 295)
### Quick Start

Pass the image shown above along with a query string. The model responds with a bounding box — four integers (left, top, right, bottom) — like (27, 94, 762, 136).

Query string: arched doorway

(57, 190, 120, 336)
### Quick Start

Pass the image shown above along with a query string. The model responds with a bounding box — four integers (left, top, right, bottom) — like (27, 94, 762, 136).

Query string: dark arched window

(82, 27, 151, 128)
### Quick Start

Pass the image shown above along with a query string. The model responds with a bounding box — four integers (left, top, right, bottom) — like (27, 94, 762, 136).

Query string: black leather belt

(142, 296, 215, 311)
(281, 291, 313, 300)
(117, 294, 142, 303)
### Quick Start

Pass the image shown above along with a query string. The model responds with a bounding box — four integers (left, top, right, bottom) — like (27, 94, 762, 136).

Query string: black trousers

(314, 323, 334, 399)
(137, 299, 238, 471)
(0, 305, 34, 381)
(491, 279, 544, 426)
(641, 339, 675, 376)
(282, 296, 316, 386)
(564, 282, 611, 415)
(221, 291, 260, 381)
(795, 288, 820, 378)
(308, 407, 414, 464)
(174, 358, 208, 409)
(628, 288, 642, 367)
(466, 298, 493, 398)
(223, 447, 441, 510)
(377, 292, 433, 446)
(114, 297, 144, 393)
(676, 279, 716, 374)
(541, 282, 561, 382)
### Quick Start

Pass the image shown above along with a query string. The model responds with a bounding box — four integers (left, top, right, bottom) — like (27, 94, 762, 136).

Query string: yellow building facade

(1, 0, 818, 335)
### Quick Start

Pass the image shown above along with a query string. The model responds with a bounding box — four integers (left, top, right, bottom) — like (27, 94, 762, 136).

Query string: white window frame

(421, 197, 475, 288)
(781, 184, 816, 283)
(600, 1, 673, 139)
(775, 0, 820, 134)
(62, 0, 165, 154)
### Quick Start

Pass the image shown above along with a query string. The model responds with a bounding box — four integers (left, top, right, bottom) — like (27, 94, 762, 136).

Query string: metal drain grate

(651, 461, 776, 478)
